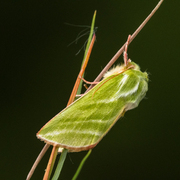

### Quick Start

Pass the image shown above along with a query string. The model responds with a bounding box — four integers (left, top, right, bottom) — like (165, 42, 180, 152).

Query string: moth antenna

(92, 75, 116, 98)
(92, 66, 134, 98)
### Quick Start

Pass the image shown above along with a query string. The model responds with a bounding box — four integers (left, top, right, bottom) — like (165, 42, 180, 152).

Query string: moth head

(126, 61, 140, 71)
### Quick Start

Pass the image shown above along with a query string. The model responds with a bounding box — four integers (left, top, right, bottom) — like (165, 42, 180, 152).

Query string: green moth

(37, 36, 148, 152)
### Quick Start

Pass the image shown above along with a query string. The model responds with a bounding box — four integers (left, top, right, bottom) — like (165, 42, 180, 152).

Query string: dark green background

(1, 0, 180, 179)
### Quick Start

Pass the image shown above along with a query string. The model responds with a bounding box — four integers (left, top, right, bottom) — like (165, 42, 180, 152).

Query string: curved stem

(26, 144, 50, 180)
(72, 150, 92, 180)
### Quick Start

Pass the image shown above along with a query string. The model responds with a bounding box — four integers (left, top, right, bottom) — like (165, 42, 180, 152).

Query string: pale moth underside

(37, 39, 148, 152)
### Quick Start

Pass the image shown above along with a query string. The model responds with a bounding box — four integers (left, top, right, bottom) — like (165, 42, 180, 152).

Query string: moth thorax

(103, 64, 125, 79)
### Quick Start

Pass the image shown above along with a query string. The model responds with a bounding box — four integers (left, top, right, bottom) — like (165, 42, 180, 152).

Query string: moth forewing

(37, 61, 148, 152)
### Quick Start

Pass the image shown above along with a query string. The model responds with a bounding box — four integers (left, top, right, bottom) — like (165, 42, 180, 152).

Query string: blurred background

(1, 0, 180, 179)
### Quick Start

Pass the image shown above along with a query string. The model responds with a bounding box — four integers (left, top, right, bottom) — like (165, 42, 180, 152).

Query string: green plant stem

(72, 150, 92, 180)
(76, 10, 96, 96)
(51, 149, 68, 180)
(51, 11, 96, 180)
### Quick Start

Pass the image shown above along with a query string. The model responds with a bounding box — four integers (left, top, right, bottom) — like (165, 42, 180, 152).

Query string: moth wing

(37, 75, 126, 152)
(37, 68, 148, 152)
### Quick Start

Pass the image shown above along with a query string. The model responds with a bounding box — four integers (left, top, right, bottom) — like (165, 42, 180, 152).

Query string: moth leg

(75, 94, 83, 97)
(124, 35, 132, 66)
(79, 76, 99, 85)
(84, 84, 89, 90)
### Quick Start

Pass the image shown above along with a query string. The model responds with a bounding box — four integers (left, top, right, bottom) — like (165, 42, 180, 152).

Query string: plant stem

(26, 144, 50, 180)
(72, 150, 92, 180)
(51, 149, 68, 180)
(86, 0, 164, 92)
(67, 10, 97, 105)
(50, 11, 97, 180)
(43, 146, 58, 180)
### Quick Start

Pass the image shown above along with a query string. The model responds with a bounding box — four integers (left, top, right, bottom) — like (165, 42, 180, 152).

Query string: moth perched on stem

(27, 1, 164, 179)
(37, 35, 148, 152)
